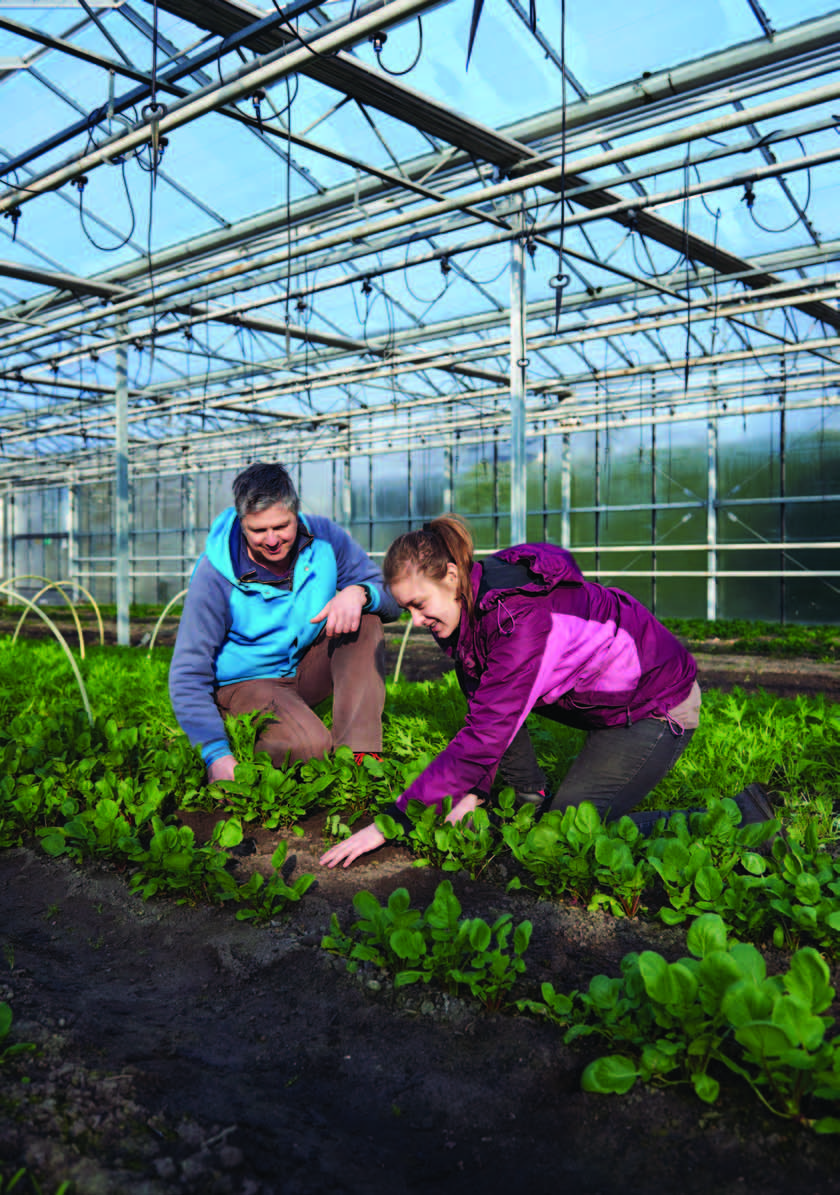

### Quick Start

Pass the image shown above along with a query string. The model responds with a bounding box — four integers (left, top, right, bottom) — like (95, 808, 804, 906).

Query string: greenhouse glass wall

(8, 395, 839, 622)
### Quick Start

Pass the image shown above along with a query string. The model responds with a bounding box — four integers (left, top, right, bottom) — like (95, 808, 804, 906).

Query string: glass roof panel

(0, 0, 838, 475)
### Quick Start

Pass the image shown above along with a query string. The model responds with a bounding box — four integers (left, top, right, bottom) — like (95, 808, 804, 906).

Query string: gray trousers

(502, 717, 695, 833)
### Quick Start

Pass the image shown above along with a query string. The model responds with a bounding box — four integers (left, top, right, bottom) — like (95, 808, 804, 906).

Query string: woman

(320, 516, 774, 869)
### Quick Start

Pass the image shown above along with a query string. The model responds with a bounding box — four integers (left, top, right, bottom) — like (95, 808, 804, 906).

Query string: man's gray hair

(232, 462, 300, 518)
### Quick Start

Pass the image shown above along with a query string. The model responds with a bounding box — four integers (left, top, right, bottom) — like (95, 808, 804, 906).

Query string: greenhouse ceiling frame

(0, 1, 838, 503)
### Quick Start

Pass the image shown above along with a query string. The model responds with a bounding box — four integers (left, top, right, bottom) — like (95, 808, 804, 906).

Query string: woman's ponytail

(383, 514, 476, 619)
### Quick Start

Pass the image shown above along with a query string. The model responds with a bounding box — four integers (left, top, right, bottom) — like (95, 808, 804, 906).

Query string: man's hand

(310, 584, 367, 638)
(207, 754, 237, 784)
(319, 822, 385, 868)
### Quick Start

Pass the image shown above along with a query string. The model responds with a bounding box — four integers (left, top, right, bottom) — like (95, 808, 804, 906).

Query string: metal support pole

(510, 211, 527, 545)
(115, 331, 130, 645)
(595, 394, 601, 576)
(407, 409, 414, 531)
(341, 457, 352, 531)
(650, 418, 657, 616)
(541, 430, 548, 541)
(443, 443, 453, 511)
(0, 487, 6, 594)
(184, 469, 197, 576)
(706, 415, 718, 621)
(493, 432, 500, 547)
(560, 432, 571, 550)
(368, 423, 374, 549)
(66, 470, 78, 602)
(779, 396, 786, 624)
(6, 492, 13, 589)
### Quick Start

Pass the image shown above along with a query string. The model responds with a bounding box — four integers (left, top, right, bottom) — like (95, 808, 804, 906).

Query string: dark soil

(2, 619, 840, 1193)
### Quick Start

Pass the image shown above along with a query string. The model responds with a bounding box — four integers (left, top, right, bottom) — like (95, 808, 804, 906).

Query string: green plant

(235, 842, 315, 924)
(521, 913, 840, 1132)
(405, 801, 500, 878)
(0, 1001, 36, 1065)
(321, 880, 532, 1011)
(126, 816, 240, 905)
(0, 1171, 71, 1195)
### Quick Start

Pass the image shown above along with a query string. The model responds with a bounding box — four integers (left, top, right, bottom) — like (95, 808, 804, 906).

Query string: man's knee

(256, 717, 332, 767)
(331, 613, 386, 678)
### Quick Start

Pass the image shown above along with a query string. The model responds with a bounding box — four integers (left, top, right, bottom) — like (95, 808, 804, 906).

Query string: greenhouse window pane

(372, 453, 409, 521)
(719, 412, 781, 502)
(784, 406, 840, 498)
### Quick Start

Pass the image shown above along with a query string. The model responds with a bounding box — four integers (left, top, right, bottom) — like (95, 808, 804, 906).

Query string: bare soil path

(4, 831, 840, 1195)
(2, 622, 840, 1193)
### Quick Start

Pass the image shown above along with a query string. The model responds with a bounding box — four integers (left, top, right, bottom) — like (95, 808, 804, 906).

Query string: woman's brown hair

(383, 515, 476, 619)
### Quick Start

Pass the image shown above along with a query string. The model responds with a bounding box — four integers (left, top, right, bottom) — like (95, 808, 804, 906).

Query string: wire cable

(75, 163, 137, 252)
(371, 20, 423, 76)
(551, 0, 570, 331)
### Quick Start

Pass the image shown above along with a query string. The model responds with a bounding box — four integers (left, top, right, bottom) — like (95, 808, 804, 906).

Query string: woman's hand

(445, 792, 483, 825)
(319, 794, 482, 869)
(320, 822, 385, 868)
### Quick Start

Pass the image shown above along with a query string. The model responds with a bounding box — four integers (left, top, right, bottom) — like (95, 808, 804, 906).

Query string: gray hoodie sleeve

(168, 556, 233, 763)
(306, 515, 401, 621)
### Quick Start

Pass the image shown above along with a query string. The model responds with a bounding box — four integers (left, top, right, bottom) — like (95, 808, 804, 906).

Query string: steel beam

(114, 328, 130, 645)
(509, 212, 527, 543)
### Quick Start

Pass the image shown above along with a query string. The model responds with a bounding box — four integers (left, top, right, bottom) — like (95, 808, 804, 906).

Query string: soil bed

(2, 623, 840, 1193)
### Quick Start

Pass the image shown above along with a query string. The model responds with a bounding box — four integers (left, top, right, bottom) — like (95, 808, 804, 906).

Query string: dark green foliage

(0, 1002, 36, 1066)
(663, 617, 840, 662)
(520, 913, 840, 1132)
(321, 879, 532, 1011)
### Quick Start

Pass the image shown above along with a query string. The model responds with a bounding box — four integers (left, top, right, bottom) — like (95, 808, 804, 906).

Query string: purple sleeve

(395, 602, 558, 812)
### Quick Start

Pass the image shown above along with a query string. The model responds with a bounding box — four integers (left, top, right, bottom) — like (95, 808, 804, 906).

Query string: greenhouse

(4, 6, 840, 1194)
(1, 0, 839, 634)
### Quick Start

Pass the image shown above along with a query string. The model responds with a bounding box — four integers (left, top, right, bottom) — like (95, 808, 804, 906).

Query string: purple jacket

(394, 543, 697, 814)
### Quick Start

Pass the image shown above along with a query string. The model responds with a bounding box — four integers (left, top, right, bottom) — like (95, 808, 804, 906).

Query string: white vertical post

(184, 469, 197, 585)
(510, 211, 527, 545)
(115, 331, 130, 645)
(0, 487, 7, 595)
(66, 470, 79, 601)
(560, 432, 571, 550)
(341, 457, 352, 531)
(706, 415, 718, 621)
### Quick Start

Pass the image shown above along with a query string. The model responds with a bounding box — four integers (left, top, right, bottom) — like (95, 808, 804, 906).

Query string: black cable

(76, 163, 137, 252)
(372, 19, 423, 76)
(692, 162, 723, 221)
(747, 139, 812, 234)
(139, 0, 167, 183)
(142, 165, 161, 386)
(551, 0, 569, 331)
(630, 226, 685, 279)
(681, 146, 692, 400)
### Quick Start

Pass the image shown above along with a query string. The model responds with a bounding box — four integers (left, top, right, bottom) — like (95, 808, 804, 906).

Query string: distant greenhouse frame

(0, 0, 839, 635)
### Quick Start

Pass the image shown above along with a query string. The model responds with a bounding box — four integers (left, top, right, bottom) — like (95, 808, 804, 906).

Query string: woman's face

(390, 563, 461, 638)
(240, 501, 298, 569)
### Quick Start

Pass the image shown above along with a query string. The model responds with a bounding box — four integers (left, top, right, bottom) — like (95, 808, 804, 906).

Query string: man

(169, 461, 400, 782)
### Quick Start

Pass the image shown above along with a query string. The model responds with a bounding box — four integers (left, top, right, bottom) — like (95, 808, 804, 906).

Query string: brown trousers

(214, 614, 386, 766)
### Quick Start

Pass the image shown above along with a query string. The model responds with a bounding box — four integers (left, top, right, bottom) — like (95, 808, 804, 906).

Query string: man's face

(240, 502, 298, 569)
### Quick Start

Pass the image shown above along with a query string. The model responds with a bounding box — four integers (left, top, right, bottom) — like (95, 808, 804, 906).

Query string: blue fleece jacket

(169, 508, 400, 764)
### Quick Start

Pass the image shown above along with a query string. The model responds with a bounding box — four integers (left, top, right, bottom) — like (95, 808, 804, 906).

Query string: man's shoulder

(189, 554, 234, 599)
(303, 512, 339, 538)
(302, 514, 352, 553)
